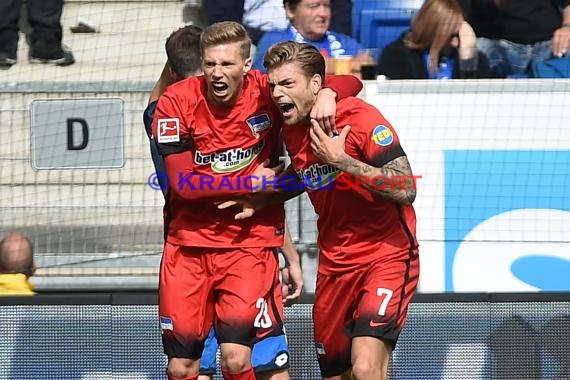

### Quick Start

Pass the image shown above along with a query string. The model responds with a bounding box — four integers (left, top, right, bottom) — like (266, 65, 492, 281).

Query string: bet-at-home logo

(296, 163, 340, 190)
(195, 140, 265, 173)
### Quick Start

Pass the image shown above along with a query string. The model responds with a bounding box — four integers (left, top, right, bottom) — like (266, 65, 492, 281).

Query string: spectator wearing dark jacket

(378, 0, 492, 79)
(466, 0, 570, 77)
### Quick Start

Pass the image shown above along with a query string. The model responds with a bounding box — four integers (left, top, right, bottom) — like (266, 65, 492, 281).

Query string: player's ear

(167, 63, 184, 82)
(167, 65, 177, 79)
(310, 73, 322, 95)
(243, 56, 253, 75)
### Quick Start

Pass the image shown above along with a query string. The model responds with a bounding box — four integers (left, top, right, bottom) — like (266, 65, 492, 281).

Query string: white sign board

(30, 98, 125, 169)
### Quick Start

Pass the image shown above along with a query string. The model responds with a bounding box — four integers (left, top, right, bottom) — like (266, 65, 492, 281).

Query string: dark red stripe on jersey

(394, 204, 417, 324)
(163, 192, 174, 243)
(265, 250, 285, 335)
(369, 147, 407, 169)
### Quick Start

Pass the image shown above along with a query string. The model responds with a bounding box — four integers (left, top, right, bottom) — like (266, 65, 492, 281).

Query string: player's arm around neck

(322, 74, 362, 99)
(309, 121, 417, 205)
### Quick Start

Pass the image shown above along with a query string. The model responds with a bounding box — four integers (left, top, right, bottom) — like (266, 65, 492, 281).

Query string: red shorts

(159, 242, 284, 359)
(313, 249, 419, 377)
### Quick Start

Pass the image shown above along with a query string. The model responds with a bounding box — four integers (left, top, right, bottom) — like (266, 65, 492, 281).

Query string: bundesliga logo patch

(157, 118, 180, 143)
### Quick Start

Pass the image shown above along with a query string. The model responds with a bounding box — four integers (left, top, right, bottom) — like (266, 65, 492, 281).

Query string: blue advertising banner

(445, 150, 570, 291)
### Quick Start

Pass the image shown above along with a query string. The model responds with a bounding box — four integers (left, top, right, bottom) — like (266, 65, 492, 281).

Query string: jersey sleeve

(152, 91, 193, 156)
(143, 101, 157, 139)
(349, 105, 406, 168)
(323, 74, 363, 99)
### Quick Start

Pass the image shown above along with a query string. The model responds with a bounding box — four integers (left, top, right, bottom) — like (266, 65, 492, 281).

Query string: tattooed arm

(308, 120, 417, 205)
(338, 155, 416, 205)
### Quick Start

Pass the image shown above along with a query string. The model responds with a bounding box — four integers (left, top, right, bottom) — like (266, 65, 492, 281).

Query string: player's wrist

(328, 151, 349, 169)
(282, 252, 300, 266)
(319, 87, 338, 100)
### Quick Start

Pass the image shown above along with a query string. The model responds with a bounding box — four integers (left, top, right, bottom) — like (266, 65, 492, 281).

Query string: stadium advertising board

(364, 80, 570, 292)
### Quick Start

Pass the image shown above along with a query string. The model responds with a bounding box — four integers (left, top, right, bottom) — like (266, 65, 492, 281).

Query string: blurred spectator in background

(466, 0, 570, 77)
(242, 0, 289, 45)
(252, 0, 371, 75)
(0, 0, 75, 69)
(378, 0, 492, 79)
(328, 0, 352, 36)
(203, 0, 350, 46)
(202, 0, 287, 45)
(0, 232, 36, 296)
(182, 0, 208, 29)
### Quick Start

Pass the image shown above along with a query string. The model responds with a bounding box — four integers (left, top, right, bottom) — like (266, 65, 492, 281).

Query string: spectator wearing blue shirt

(253, 0, 371, 74)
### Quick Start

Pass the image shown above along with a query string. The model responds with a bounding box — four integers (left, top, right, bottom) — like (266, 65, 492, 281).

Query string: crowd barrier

(1, 292, 569, 379)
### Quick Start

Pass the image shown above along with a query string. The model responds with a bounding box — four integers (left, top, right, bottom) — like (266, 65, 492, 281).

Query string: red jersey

(283, 97, 419, 274)
(153, 70, 285, 248)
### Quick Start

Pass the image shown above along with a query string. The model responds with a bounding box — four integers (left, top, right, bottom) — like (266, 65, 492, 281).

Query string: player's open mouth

(279, 103, 295, 116)
(212, 82, 228, 96)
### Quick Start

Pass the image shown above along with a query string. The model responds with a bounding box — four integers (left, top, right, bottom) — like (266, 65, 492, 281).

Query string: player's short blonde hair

(200, 21, 252, 59)
(263, 41, 325, 81)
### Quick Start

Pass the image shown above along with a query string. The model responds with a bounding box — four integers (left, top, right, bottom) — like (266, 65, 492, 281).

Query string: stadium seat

(352, 0, 423, 56)
(358, 9, 413, 56)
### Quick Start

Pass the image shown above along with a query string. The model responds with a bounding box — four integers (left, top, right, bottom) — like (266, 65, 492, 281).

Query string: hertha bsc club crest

(246, 114, 271, 138)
